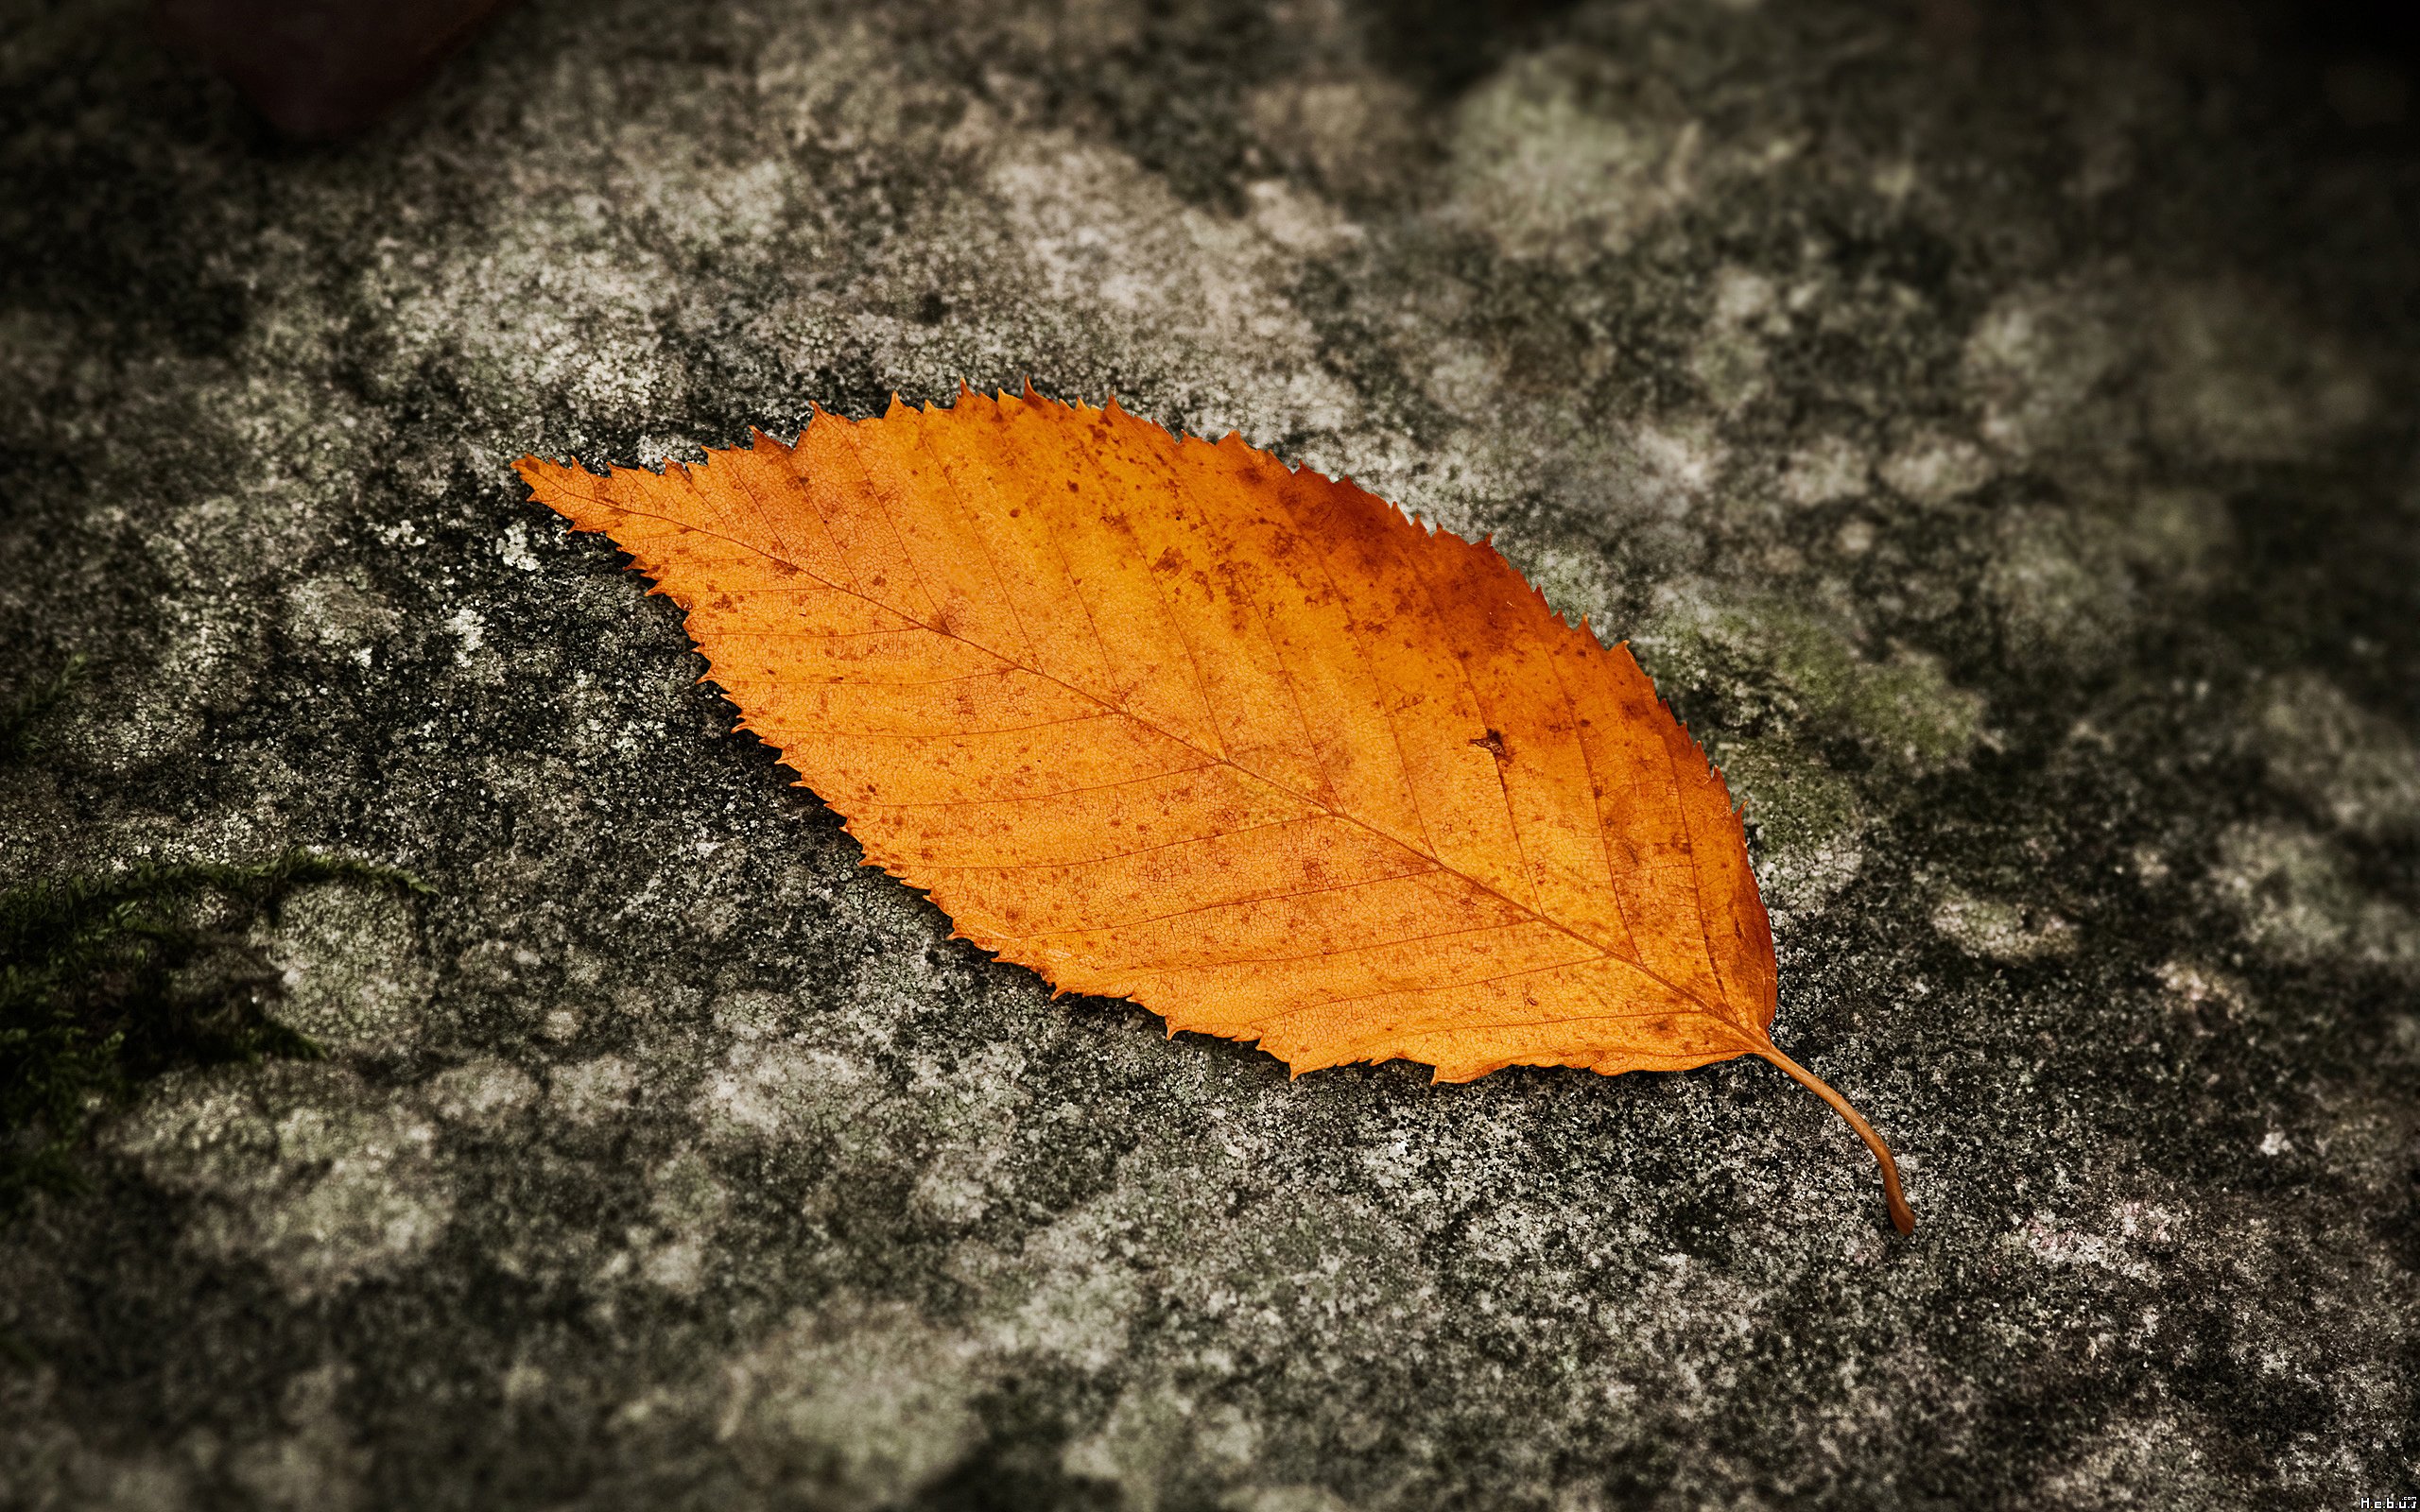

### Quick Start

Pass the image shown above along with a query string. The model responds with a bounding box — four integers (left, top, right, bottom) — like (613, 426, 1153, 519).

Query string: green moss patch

(0, 662, 429, 1212)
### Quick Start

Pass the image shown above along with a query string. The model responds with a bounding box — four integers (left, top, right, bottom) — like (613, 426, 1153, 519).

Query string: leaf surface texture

(519, 389, 1912, 1229)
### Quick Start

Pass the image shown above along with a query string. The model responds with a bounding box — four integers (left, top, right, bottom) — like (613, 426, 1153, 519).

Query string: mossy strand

(0, 659, 431, 1212)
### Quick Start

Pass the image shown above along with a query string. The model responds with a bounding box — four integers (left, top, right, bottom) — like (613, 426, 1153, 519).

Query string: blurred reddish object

(156, 0, 516, 137)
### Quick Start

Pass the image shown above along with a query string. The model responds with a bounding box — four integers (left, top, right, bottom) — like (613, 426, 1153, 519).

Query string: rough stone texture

(3, 1, 2417, 1507)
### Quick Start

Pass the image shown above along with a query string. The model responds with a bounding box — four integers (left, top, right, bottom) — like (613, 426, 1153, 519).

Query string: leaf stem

(1754, 1043, 1915, 1234)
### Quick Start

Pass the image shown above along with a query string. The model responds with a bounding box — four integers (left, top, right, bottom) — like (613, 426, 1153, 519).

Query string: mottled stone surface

(3, 1, 2417, 1506)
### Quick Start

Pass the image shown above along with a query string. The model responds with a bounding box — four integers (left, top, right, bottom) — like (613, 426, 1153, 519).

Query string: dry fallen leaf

(518, 387, 1914, 1232)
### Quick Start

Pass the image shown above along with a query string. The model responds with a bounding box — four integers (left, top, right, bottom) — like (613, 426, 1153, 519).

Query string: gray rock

(3, 0, 2414, 1506)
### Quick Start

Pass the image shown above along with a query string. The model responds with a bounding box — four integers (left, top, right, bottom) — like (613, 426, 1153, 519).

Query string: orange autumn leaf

(517, 387, 1915, 1233)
